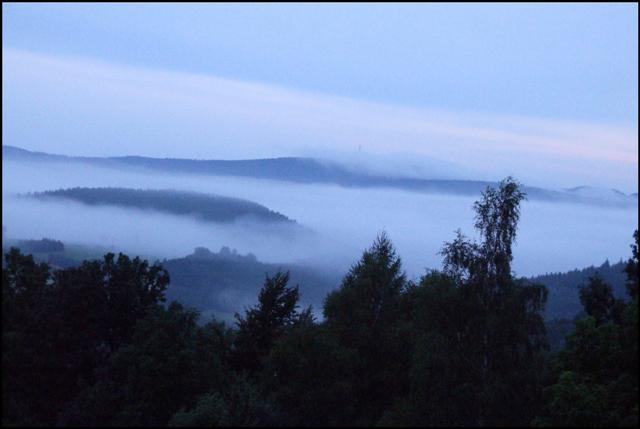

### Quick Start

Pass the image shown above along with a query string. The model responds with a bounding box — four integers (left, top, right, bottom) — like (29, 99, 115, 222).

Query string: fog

(3, 159, 637, 280)
(4, 49, 638, 193)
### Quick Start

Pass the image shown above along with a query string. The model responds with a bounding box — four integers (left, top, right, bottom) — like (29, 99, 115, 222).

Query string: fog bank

(3, 159, 638, 279)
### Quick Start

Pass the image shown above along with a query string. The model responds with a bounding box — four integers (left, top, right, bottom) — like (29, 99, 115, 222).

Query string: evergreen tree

(324, 232, 409, 424)
(233, 271, 308, 374)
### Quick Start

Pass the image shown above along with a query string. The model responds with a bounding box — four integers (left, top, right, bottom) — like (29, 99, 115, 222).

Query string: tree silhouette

(324, 232, 408, 424)
(233, 271, 307, 374)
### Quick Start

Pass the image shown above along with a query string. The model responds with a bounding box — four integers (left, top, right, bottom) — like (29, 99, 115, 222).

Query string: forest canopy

(3, 178, 638, 427)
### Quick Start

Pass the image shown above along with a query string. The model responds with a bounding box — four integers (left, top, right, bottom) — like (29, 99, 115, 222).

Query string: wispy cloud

(3, 48, 637, 191)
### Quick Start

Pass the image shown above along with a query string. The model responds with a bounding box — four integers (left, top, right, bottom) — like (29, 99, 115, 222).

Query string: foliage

(2, 181, 637, 427)
(324, 232, 409, 424)
(169, 375, 274, 427)
(385, 177, 548, 426)
(233, 271, 311, 374)
(579, 274, 626, 325)
(262, 321, 357, 426)
(2, 249, 169, 426)
(625, 229, 639, 299)
(536, 230, 639, 426)
(60, 302, 231, 426)
(531, 259, 628, 321)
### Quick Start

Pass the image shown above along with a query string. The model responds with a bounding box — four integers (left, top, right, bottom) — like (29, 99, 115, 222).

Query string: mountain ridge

(4, 145, 637, 208)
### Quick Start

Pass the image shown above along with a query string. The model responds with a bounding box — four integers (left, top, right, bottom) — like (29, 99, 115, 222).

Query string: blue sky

(4, 3, 637, 123)
(2, 3, 638, 190)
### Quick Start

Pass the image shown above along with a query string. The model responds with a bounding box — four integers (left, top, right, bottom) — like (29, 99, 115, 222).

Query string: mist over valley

(3, 146, 637, 295)
(3, 5, 637, 426)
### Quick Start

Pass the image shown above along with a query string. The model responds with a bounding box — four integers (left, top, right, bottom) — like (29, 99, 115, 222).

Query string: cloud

(3, 159, 638, 278)
(2, 48, 637, 191)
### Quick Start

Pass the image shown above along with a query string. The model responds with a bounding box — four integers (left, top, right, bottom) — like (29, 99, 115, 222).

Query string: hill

(5, 145, 637, 208)
(162, 246, 340, 322)
(25, 187, 296, 225)
(1, 240, 338, 322)
(530, 259, 628, 321)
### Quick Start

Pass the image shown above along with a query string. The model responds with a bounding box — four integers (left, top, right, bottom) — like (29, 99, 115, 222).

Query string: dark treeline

(533, 260, 629, 321)
(27, 187, 294, 224)
(2, 178, 638, 426)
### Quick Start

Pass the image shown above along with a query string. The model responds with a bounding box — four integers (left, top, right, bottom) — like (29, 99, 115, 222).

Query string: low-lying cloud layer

(3, 49, 638, 192)
(3, 159, 637, 280)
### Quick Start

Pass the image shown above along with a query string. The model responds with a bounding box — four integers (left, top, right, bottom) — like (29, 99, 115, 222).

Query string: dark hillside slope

(162, 247, 341, 321)
(26, 187, 295, 224)
(530, 260, 628, 320)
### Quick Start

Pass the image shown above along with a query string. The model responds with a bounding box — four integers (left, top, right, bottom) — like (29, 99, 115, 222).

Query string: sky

(2, 3, 638, 192)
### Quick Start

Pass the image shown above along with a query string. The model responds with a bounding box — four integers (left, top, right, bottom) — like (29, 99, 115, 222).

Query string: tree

(2, 249, 170, 426)
(537, 317, 637, 426)
(625, 229, 638, 299)
(323, 232, 409, 424)
(401, 177, 548, 426)
(2, 249, 53, 425)
(382, 271, 480, 426)
(441, 176, 526, 286)
(233, 271, 308, 374)
(61, 302, 232, 426)
(262, 320, 357, 426)
(578, 274, 625, 326)
(100, 253, 169, 349)
(169, 375, 274, 427)
(537, 230, 639, 427)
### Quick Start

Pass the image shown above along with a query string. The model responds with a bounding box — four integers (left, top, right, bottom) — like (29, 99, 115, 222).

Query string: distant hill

(529, 260, 629, 321)
(5, 145, 637, 208)
(1, 240, 339, 322)
(25, 187, 296, 225)
(162, 246, 341, 322)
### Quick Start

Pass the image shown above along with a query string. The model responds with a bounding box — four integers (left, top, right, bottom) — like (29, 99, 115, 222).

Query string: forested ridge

(26, 187, 295, 224)
(5, 145, 637, 208)
(532, 260, 629, 320)
(3, 178, 638, 427)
